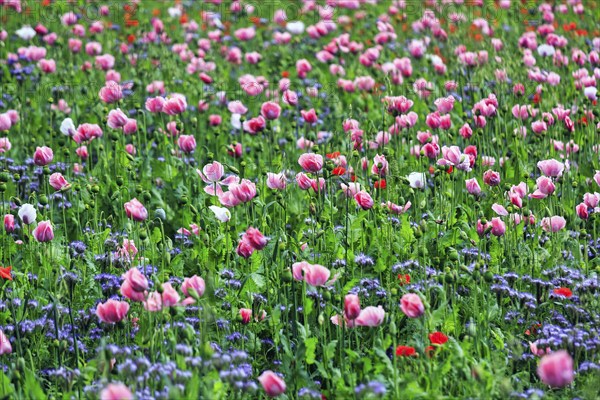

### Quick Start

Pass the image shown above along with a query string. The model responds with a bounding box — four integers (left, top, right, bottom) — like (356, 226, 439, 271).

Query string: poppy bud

(318, 313, 325, 325)
(227, 165, 240, 174)
(448, 248, 459, 261)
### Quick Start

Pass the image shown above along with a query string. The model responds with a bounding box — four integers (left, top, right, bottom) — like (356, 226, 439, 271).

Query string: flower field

(0, 0, 600, 398)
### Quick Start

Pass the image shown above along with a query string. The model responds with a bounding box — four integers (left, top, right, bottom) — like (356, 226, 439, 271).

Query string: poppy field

(0, 0, 599, 398)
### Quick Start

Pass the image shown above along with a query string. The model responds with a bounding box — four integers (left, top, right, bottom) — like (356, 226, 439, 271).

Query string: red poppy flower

(447, 165, 453, 174)
(553, 287, 573, 298)
(0, 266, 12, 281)
(395, 345, 416, 357)
(429, 332, 449, 345)
(281, 71, 289, 78)
(398, 274, 410, 285)
(326, 151, 341, 159)
(332, 167, 346, 176)
(374, 180, 386, 189)
(350, 174, 356, 182)
(127, 34, 136, 44)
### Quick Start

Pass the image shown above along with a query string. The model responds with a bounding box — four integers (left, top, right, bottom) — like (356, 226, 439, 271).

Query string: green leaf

(305, 337, 318, 365)
(151, 227, 163, 244)
(316, 361, 331, 380)
(374, 256, 387, 273)
(24, 370, 46, 399)
(249, 273, 266, 290)
(324, 340, 338, 360)
(400, 215, 415, 244)
(304, 297, 314, 316)
(0, 371, 14, 396)
(429, 301, 449, 330)
(374, 348, 395, 375)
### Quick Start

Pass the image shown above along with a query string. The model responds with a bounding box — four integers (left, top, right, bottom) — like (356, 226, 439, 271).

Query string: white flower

(584, 87, 597, 101)
(168, 7, 182, 18)
(425, 54, 443, 65)
(18, 203, 37, 225)
(209, 206, 231, 223)
(231, 114, 241, 130)
(286, 21, 305, 35)
(407, 172, 426, 189)
(16, 26, 36, 40)
(537, 44, 555, 57)
(213, 18, 224, 30)
(60, 118, 76, 136)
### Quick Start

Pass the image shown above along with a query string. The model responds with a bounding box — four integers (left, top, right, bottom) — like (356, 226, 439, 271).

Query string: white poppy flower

(209, 206, 231, 222)
(407, 172, 426, 189)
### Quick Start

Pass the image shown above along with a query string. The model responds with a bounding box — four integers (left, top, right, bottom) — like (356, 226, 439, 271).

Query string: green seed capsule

(282, 270, 293, 283)
(448, 248, 459, 261)
(483, 271, 494, 282)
